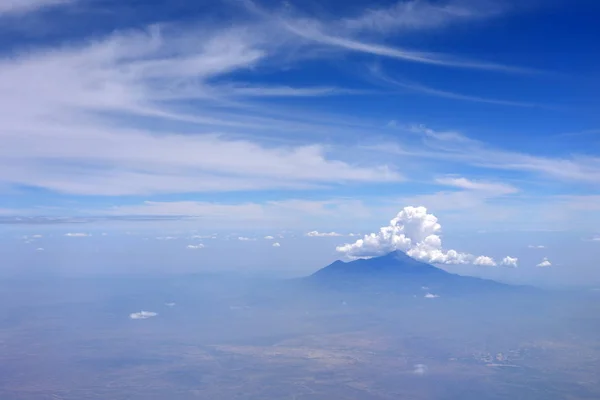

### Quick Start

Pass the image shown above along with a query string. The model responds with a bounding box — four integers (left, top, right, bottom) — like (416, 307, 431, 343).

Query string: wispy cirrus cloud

(249, 0, 534, 74)
(370, 67, 543, 108)
(0, 24, 401, 196)
(0, 0, 76, 16)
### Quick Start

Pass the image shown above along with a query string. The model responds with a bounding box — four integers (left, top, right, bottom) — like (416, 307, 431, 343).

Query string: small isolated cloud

(191, 234, 217, 239)
(306, 231, 343, 237)
(424, 293, 439, 299)
(537, 257, 552, 268)
(238, 236, 256, 241)
(528, 245, 545, 249)
(264, 235, 275, 240)
(35, 247, 44, 251)
(186, 244, 205, 250)
(501, 256, 519, 268)
(65, 233, 90, 237)
(31, 234, 43, 238)
(156, 236, 177, 240)
(129, 311, 157, 320)
(101, 232, 108, 236)
(473, 256, 496, 266)
(272, 242, 281, 247)
(591, 236, 600, 242)
(413, 364, 428, 375)
(336, 206, 517, 266)
(165, 302, 176, 307)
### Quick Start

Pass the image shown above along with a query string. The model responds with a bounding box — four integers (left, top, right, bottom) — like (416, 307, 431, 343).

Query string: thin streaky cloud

(371, 67, 543, 108)
(341, 0, 507, 34)
(243, 0, 535, 74)
(0, 0, 75, 15)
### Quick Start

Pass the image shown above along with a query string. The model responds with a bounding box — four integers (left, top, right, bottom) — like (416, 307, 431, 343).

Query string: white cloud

(591, 236, 600, 242)
(64, 232, 90, 237)
(537, 258, 552, 268)
(35, 247, 44, 251)
(0, 25, 401, 196)
(186, 244, 205, 249)
(528, 244, 545, 249)
(272, 242, 281, 247)
(473, 256, 496, 267)
(435, 177, 518, 195)
(336, 206, 517, 266)
(238, 236, 256, 241)
(424, 293, 439, 299)
(31, 234, 43, 238)
(165, 302, 176, 307)
(264, 235, 275, 240)
(413, 364, 428, 375)
(0, 0, 74, 15)
(501, 256, 519, 268)
(129, 311, 158, 320)
(156, 236, 177, 240)
(305, 230, 343, 237)
(340, 0, 505, 35)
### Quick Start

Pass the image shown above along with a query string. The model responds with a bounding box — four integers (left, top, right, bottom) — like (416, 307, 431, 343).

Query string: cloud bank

(336, 206, 517, 266)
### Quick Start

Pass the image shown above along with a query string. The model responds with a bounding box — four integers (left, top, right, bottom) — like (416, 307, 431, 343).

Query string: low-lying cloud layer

(306, 231, 343, 237)
(336, 206, 517, 266)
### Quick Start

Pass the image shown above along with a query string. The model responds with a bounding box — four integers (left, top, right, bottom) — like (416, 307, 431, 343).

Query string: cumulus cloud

(35, 247, 44, 251)
(129, 311, 157, 320)
(537, 258, 552, 268)
(156, 236, 177, 240)
(501, 256, 519, 268)
(264, 235, 275, 240)
(473, 256, 496, 266)
(336, 206, 517, 266)
(186, 244, 205, 249)
(31, 234, 43, 238)
(272, 242, 281, 247)
(238, 236, 256, 241)
(528, 245, 545, 249)
(165, 302, 176, 307)
(64, 232, 90, 237)
(424, 293, 439, 299)
(306, 230, 343, 237)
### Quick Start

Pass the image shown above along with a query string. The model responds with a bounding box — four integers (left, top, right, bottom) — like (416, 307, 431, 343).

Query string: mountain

(307, 251, 518, 295)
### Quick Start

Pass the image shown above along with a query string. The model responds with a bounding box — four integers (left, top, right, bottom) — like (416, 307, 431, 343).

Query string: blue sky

(0, 0, 599, 283)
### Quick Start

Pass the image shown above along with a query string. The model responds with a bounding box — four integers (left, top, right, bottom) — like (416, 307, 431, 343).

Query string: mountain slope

(307, 251, 515, 295)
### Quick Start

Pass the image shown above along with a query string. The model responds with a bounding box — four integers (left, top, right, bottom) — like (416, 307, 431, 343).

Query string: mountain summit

(308, 251, 513, 295)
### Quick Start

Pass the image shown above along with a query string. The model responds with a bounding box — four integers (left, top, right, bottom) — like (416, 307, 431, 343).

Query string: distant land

(306, 251, 528, 296)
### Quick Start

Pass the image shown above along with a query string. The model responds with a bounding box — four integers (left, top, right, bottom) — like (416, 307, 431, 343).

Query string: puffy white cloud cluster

(424, 293, 439, 299)
(186, 244, 205, 250)
(272, 242, 281, 247)
(336, 206, 518, 267)
(129, 311, 157, 320)
(306, 231, 343, 237)
(264, 235, 275, 240)
(501, 256, 518, 268)
(537, 257, 552, 267)
(64, 232, 90, 237)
